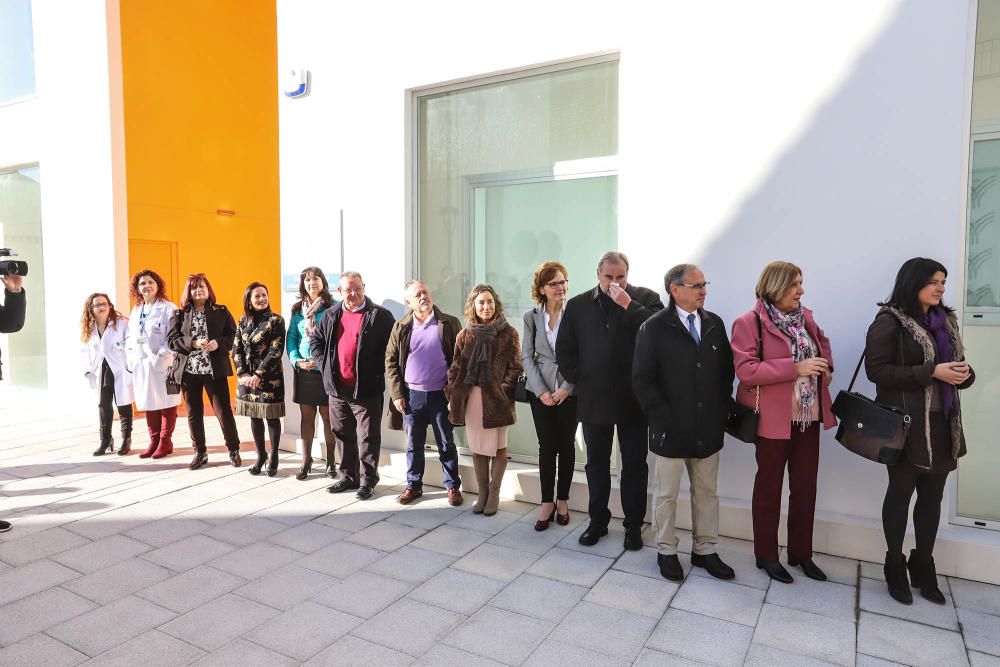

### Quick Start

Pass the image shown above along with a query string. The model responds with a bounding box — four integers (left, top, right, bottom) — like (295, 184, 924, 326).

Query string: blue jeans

(403, 388, 461, 491)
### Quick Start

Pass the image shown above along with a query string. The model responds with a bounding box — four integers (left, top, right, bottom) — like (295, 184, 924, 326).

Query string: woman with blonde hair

(81, 293, 134, 455)
(446, 284, 522, 515)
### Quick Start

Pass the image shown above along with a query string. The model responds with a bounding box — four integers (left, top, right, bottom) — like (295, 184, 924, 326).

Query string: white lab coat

(82, 319, 134, 406)
(126, 299, 182, 411)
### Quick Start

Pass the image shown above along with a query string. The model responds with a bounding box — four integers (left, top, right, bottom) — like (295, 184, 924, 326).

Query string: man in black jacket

(556, 251, 663, 549)
(633, 264, 735, 581)
(311, 272, 395, 500)
(1, 273, 26, 533)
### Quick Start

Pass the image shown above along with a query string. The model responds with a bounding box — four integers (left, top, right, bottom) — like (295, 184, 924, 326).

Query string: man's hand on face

(608, 283, 631, 310)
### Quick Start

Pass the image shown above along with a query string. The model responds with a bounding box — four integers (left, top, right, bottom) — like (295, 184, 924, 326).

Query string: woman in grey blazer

(523, 261, 577, 531)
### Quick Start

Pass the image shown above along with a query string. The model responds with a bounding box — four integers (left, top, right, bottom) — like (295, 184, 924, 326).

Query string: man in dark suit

(0, 272, 26, 534)
(556, 251, 663, 549)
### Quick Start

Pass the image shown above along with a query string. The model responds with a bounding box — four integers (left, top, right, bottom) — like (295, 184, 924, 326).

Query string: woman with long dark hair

(167, 273, 242, 470)
(234, 282, 286, 476)
(286, 266, 337, 480)
(126, 269, 182, 459)
(865, 257, 974, 605)
(81, 293, 133, 455)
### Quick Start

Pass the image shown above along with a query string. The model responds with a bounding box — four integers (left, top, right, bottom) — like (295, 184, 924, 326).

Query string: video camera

(0, 249, 28, 277)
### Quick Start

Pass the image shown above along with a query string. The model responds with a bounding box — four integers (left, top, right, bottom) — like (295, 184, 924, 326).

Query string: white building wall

(277, 1, 995, 571)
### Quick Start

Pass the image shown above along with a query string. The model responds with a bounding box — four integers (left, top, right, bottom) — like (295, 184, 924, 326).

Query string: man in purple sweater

(385, 281, 464, 505)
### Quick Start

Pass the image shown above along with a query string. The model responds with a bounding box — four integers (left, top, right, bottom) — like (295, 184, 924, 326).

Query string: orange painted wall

(120, 0, 280, 317)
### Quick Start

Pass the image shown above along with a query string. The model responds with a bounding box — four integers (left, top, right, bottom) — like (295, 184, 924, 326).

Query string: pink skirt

(465, 387, 509, 457)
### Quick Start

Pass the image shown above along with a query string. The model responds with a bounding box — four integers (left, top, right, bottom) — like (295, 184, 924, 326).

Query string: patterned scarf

(919, 306, 955, 416)
(464, 315, 508, 387)
(301, 297, 324, 337)
(765, 302, 819, 429)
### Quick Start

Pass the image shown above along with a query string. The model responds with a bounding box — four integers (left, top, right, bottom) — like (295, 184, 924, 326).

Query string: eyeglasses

(91, 302, 110, 309)
(545, 280, 568, 289)
(679, 282, 711, 290)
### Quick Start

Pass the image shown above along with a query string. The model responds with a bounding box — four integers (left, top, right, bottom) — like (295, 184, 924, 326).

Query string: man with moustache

(385, 280, 463, 506)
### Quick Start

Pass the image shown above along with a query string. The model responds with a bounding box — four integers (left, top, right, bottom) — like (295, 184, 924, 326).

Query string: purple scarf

(919, 307, 955, 415)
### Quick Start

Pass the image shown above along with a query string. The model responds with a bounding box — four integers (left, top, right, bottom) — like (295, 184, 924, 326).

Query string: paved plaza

(1, 397, 999, 666)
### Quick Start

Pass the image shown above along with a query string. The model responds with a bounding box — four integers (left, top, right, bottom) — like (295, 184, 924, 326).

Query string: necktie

(687, 313, 700, 346)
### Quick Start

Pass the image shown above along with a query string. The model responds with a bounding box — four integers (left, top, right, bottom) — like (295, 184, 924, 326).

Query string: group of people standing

(78, 251, 974, 608)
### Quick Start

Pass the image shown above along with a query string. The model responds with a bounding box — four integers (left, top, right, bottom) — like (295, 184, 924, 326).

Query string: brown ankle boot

(472, 454, 490, 514)
(484, 454, 507, 516)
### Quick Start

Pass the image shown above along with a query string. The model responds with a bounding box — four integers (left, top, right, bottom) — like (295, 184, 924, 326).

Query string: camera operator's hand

(1, 275, 23, 293)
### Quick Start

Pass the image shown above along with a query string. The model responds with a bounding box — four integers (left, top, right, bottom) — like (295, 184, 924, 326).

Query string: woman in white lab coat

(81, 293, 134, 455)
(126, 269, 182, 459)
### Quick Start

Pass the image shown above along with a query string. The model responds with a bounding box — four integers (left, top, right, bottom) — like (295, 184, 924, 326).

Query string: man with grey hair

(632, 264, 736, 581)
(385, 280, 463, 506)
(311, 271, 395, 500)
(557, 250, 663, 550)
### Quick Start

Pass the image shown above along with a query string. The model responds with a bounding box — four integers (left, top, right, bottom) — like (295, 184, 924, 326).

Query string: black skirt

(293, 368, 329, 406)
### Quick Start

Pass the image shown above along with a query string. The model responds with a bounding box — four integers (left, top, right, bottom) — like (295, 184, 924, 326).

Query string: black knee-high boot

(117, 405, 133, 456)
(94, 404, 114, 456)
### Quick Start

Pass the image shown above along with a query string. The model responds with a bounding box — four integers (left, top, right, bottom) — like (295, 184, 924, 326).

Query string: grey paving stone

(612, 546, 689, 580)
(247, 601, 362, 661)
(314, 507, 390, 532)
(958, 607, 1000, 658)
(364, 545, 455, 585)
(550, 600, 656, 661)
(409, 524, 488, 557)
(752, 603, 855, 666)
(62, 508, 152, 541)
(859, 576, 959, 630)
(345, 520, 425, 552)
(526, 547, 613, 588)
(856, 656, 907, 667)
(208, 541, 304, 579)
(971, 652, 1000, 667)
(191, 638, 298, 666)
(765, 574, 857, 622)
(951, 577, 1000, 616)
(62, 557, 172, 604)
(387, 502, 467, 531)
(558, 522, 626, 559)
(0, 587, 96, 647)
(413, 644, 506, 666)
(136, 564, 247, 613)
(646, 608, 753, 666)
(235, 563, 339, 610)
(303, 634, 413, 666)
(0, 526, 91, 566)
(408, 567, 505, 614)
(798, 552, 860, 587)
(45, 595, 176, 657)
(745, 643, 839, 666)
(123, 516, 213, 548)
(447, 508, 522, 535)
(140, 534, 236, 571)
(489, 573, 587, 623)
(689, 547, 771, 590)
(159, 594, 281, 651)
(453, 543, 539, 582)
(584, 569, 678, 618)
(206, 515, 288, 546)
(526, 639, 630, 666)
(444, 606, 553, 664)
(49, 533, 152, 574)
(669, 575, 765, 627)
(352, 598, 463, 656)
(487, 519, 567, 555)
(0, 558, 80, 605)
(266, 521, 350, 553)
(0, 632, 88, 666)
(857, 611, 969, 667)
(83, 629, 205, 666)
(312, 570, 413, 619)
(295, 540, 385, 578)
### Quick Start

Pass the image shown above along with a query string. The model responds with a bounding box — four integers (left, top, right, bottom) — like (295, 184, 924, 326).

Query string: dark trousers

(883, 465, 949, 557)
(753, 422, 819, 562)
(530, 395, 577, 502)
(329, 392, 383, 487)
(403, 388, 460, 491)
(99, 383, 133, 440)
(182, 373, 241, 452)
(581, 421, 648, 528)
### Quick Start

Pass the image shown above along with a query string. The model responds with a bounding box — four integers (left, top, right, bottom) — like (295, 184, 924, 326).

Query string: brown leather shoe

(447, 488, 464, 506)
(396, 488, 422, 505)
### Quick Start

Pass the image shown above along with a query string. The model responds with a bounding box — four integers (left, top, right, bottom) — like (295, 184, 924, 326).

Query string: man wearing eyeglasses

(632, 264, 736, 581)
(556, 251, 663, 550)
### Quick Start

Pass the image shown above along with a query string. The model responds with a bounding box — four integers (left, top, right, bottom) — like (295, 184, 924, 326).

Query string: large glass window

(0, 0, 37, 104)
(415, 57, 619, 461)
(0, 165, 46, 388)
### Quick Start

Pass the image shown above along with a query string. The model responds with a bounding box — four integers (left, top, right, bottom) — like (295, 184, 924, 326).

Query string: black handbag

(725, 313, 762, 443)
(831, 350, 909, 464)
(514, 374, 531, 403)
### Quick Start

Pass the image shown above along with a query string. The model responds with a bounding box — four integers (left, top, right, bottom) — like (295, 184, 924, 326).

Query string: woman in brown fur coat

(446, 284, 522, 516)
(865, 258, 975, 606)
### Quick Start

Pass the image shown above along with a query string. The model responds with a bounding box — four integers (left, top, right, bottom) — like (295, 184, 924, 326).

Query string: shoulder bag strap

(753, 312, 763, 413)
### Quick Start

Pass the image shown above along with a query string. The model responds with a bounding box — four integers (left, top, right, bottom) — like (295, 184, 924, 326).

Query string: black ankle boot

(117, 408, 133, 456)
(94, 408, 114, 456)
(884, 551, 913, 605)
(907, 549, 946, 604)
(267, 448, 279, 477)
(249, 444, 267, 476)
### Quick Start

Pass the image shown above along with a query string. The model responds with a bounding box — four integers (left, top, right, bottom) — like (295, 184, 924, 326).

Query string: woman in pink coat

(731, 261, 837, 584)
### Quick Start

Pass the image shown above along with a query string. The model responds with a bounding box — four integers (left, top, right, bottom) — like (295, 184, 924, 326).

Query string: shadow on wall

(695, 0, 971, 519)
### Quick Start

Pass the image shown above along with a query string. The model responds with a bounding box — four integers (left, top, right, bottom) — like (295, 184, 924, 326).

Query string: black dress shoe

(578, 523, 608, 546)
(657, 553, 684, 581)
(356, 485, 374, 500)
(189, 451, 208, 470)
(788, 555, 827, 581)
(623, 525, 644, 551)
(692, 552, 736, 580)
(327, 479, 360, 494)
(229, 450, 242, 467)
(756, 558, 793, 583)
